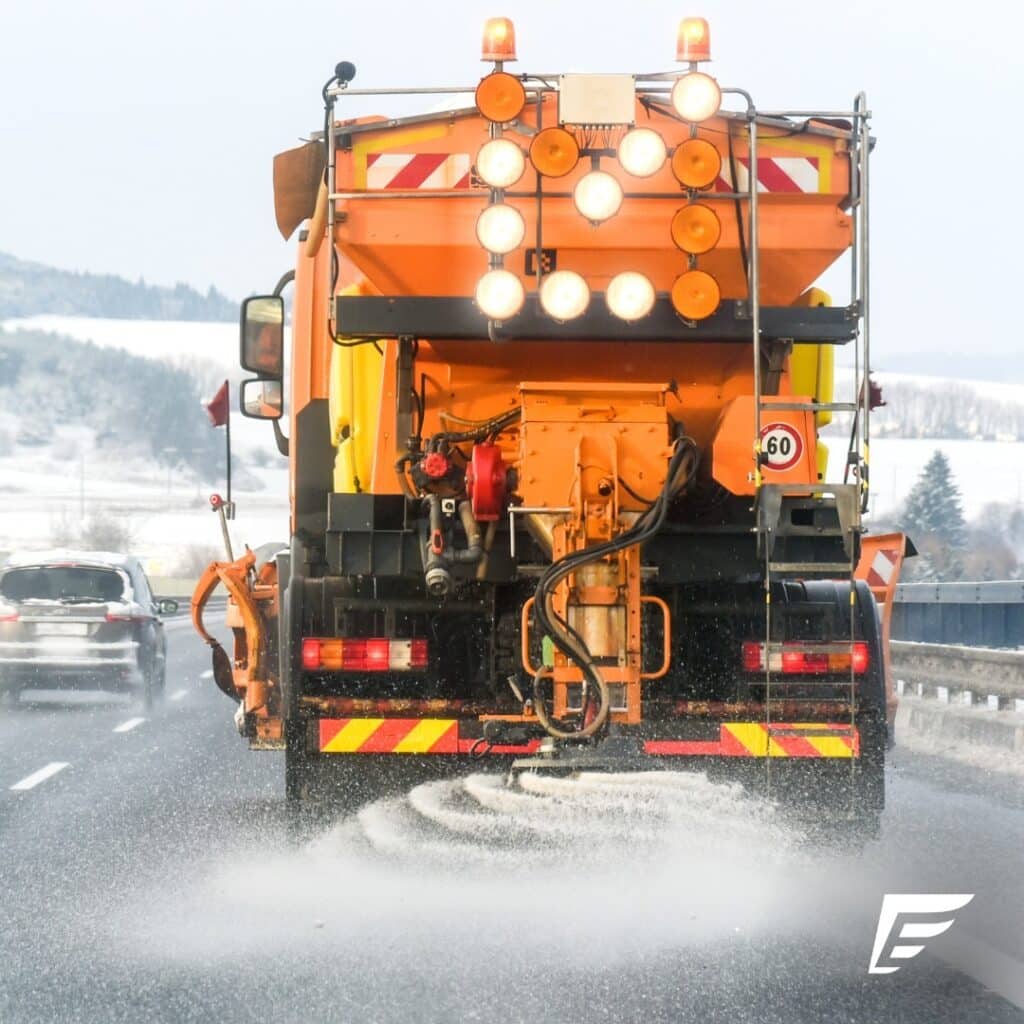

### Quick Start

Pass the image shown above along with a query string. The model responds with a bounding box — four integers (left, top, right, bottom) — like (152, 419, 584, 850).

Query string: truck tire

(284, 726, 374, 808)
(285, 721, 315, 802)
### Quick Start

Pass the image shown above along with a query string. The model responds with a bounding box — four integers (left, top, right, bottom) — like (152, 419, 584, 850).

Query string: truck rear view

(193, 17, 911, 833)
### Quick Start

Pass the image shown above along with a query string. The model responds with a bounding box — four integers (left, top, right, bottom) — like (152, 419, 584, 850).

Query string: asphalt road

(1, 618, 1022, 1024)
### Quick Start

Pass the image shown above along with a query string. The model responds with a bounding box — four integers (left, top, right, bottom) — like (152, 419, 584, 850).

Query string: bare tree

(81, 509, 133, 552)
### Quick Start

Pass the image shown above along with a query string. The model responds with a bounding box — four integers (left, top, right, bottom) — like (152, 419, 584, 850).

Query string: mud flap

(210, 642, 236, 700)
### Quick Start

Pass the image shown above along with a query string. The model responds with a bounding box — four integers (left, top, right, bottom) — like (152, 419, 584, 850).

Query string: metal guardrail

(891, 640, 1024, 707)
(892, 581, 1024, 648)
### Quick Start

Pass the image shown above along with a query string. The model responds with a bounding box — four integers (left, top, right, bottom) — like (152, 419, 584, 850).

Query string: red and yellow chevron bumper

(317, 719, 857, 757)
(645, 723, 859, 758)
(320, 718, 458, 754)
(318, 718, 541, 755)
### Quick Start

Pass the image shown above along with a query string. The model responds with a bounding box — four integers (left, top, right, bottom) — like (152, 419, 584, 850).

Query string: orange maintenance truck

(192, 17, 911, 829)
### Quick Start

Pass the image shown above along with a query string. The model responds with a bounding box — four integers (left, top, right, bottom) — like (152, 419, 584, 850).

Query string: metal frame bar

(331, 296, 857, 344)
(327, 189, 772, 201)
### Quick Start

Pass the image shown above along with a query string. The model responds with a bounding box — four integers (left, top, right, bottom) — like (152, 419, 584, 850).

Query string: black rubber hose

(427, 408, 521, 451)
(448, 501, 484, 565)
(530, 439, 699, 740)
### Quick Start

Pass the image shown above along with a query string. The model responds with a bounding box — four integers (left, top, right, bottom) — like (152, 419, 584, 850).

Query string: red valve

(466, 443, 508, 522)
(422, 452, 450, 479)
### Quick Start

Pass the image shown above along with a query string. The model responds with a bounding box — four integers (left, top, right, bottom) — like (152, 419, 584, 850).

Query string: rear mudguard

(854, 532, 915, 725)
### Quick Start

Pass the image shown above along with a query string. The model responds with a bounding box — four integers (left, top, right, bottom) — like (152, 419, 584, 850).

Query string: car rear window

(0, 566, 127, 603)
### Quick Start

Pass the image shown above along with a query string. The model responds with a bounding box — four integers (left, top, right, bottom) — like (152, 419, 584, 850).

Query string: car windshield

(0, 566, 127, 603)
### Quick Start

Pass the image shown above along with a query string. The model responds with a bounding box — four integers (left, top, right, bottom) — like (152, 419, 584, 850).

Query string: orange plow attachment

(191, 550, 283, 746)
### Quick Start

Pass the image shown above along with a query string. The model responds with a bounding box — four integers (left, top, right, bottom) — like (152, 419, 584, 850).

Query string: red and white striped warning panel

(714, 156, 820, 194)
(865, 548, 900, 589)
(366, 153, 473, 190)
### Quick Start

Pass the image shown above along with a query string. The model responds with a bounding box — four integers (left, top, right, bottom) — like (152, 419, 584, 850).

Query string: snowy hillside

(0, 315, 288, 575)
(0, 314, 285, 456)
(0, 252, 236, 320)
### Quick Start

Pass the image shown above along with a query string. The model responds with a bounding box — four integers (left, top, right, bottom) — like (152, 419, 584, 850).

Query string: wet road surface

(1, 617, 1022, 1023)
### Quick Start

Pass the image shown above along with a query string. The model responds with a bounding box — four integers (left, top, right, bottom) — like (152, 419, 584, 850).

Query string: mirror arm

(273, 270, 295, 297)
(272, 417, 289, 457)
(271, 270, 294, 456)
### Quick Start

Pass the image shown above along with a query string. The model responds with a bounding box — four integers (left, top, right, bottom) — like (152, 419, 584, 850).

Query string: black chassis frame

(333, 295, 857, 344)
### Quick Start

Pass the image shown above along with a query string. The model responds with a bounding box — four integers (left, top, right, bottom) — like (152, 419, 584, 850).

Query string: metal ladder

(743, 93, 872, 803)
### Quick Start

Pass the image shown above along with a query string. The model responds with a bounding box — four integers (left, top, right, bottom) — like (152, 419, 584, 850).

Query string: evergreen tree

(901, 450, 967, 549)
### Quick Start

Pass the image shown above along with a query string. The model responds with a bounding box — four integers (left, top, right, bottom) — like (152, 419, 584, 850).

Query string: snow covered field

(0, 432, 288, 576)
(826, 437, 1024, 521)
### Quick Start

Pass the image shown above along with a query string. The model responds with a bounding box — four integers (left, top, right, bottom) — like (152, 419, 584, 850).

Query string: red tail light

(360, 639, 391, 671)
(105, 613, 146, 623)
(781, 649, 831, 674)
(302, 638, 323, 670)
(741, 642, 761, 672)
(409, 638, 429, 669)
(742, 641, 870, 675)
(302, 637, 429, 672)
(851, 642, 869, 674)
(0, 613, 18, 623)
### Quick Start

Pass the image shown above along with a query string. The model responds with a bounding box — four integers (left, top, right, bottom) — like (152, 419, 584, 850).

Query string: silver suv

(0, 550, 178, 708)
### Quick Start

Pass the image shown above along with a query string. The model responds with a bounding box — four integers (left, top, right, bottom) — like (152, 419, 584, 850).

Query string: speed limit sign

(759, 422, 804, 472)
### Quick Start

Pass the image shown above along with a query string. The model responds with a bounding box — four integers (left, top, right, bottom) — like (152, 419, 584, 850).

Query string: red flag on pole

(205, 380, 229, 427)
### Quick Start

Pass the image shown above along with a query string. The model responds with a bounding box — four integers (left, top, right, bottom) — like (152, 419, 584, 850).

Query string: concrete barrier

(895, 697, 1024, 773)
(150, 576, 211, 599)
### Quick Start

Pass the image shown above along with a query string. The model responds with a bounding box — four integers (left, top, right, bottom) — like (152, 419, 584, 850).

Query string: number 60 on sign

(759, 422, 804, 472)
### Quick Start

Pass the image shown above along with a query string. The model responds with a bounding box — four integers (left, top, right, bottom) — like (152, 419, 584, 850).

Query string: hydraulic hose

(426, 408, 521, 451)
(422, 497, 486, 597)
(530, 438, 699, 741)
(448, 501, 483, 564)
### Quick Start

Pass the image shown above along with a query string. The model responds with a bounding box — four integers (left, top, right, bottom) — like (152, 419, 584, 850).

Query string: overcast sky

(2, 1, 1022, 356)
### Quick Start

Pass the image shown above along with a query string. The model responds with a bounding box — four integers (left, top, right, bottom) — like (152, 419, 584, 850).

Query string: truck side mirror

(240, 296, 284, 378)
(241, 378, 284, 420)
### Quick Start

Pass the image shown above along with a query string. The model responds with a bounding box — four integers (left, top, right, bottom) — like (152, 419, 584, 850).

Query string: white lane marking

(113, 717, 146, 734)
(10, 762, 69, 791)
(200, 669, 213, 680)
(169, 689, 188, 702)
(934, 930, 1024, 1011)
